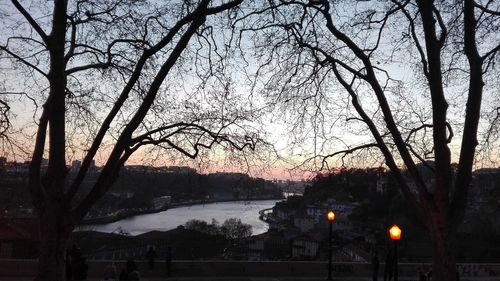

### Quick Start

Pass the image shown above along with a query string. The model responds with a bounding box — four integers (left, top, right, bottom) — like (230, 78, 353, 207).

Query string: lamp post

(389, 225, 402, 281)
(327, 210, 335, 280)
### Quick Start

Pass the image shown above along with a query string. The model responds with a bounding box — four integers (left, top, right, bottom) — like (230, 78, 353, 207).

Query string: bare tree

(0, 91, 29, 157)
(0, 97, 9, 140)
(241, 0, 499, 280)
(0, 0, 258, 280)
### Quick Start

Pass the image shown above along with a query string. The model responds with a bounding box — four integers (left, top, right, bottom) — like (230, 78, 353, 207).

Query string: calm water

(78, 200, 279, 236)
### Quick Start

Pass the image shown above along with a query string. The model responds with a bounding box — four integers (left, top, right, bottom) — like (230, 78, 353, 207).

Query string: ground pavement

(1, 277, 499, 281)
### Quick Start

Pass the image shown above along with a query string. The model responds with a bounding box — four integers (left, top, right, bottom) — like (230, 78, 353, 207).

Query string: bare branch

(66, 5, 213, 202)
(73, 0, 244, 221)
(0, 99, 10, 138)
(481, 43, 500, 64)
(320, 143, 380, 170)
(474, 1, 500, 16)
(65, 39, 150, 75)
(11, 0, 49, 43)
(404, 124, 433, 143)
(331, 61, 425, 218)
(0, 44, 48, 77)
(392, 0, 429, 77)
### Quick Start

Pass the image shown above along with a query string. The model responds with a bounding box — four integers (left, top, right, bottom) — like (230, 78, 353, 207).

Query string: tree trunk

(35, 203, 73, 281)
(430, 223, 457, 281)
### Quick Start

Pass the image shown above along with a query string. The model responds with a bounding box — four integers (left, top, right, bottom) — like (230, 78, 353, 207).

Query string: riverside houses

(291, 233, 324, 259)
(306, 200, 358, 223)
(0, 219, 38, 259)
(293, 215, 315, 233)
(152, 196, 172, 210)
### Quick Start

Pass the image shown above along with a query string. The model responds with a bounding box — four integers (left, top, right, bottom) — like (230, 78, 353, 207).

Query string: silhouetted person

(165, 246, 172, 277)
(126, 259, 140, 280)
(66, 249, 72, 281)
(145, 246, 157, 270)
(103, 262, 117, 280)
(70, 244, 81, 261)
(372, 251, 380, 281)
(383, 250, 394, 281)
(118, 268, 128, 281)
(426, 269, 433, 281)
(69, 244, 81, 279)
(418, 267, 427, 281)
(73, 257, 88, 281)
(68, 245, 87, 281)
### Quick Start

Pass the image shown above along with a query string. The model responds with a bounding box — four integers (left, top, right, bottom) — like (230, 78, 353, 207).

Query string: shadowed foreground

(1, 277, 499, 281)
(0, 260, 499, 280)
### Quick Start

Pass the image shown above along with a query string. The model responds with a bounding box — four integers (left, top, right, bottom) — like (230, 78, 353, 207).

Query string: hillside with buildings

(242, 167, 500, 263)
(0, 157, 283, 223)
(1, 157, 500, 264)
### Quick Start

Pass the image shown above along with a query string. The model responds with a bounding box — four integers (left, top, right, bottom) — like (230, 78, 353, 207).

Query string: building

(211, 192, 234, 200)
(291, 233, 323, 259)
(376, 176, 391, 194)
(108, 191, 134, 199)
(306, 200, 358, 222)
(293, 215, 315, 233)
(274, 207, 297, 222)
(0, 219, 38, 259)
(305, 205, 327, 222)
(151, 196, 172, 210)
(247, 234, 265, 260)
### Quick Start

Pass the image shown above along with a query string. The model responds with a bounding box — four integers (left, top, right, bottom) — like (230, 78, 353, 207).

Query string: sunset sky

(1, 0, 499, 181)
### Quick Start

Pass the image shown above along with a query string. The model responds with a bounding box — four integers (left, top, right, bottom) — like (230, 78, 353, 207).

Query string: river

(77, 199, 281, 236)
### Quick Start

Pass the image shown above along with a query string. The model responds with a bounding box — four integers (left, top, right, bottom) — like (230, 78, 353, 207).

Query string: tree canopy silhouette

(0, 0, 256, 280)
(240, 0, 499, 280)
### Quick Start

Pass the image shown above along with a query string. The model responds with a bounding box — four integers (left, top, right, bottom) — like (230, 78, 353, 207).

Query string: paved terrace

(2, 277, 499, 281)
(0, 260, 499, 280)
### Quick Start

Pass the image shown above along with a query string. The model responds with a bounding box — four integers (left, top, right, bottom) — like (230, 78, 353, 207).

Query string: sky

(1, 0, 499, 181)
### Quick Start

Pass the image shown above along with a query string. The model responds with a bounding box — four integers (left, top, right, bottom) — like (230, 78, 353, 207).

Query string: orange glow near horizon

(0, 151, 310, 181)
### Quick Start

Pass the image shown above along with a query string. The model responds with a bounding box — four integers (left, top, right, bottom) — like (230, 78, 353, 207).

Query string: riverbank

(258, 207, 284, 230)
(81, 196, 284, 226)
(79, 199, 281, 235)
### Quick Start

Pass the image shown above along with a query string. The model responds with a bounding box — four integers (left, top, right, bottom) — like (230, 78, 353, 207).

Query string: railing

(0, 259, 499, 278)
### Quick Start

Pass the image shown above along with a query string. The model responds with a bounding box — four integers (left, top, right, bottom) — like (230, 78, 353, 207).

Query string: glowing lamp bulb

(327, 210, 335, 221)
(389, 225, 402, 241)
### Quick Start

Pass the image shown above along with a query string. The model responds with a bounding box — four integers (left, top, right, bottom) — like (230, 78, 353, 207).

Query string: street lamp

(327, 210, 335, 280)
(389, 225, 402, 281)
